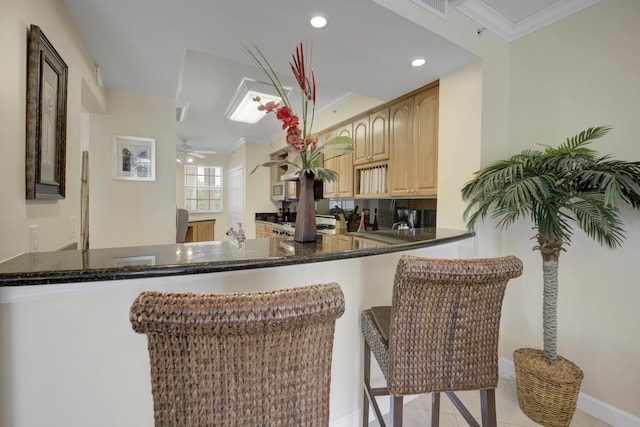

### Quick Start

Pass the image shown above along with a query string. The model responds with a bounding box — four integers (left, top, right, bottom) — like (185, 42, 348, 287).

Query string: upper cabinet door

(353, 117, 369, 165)
(388, 85, 438, 197)
(369, 108, 389, 163)
(353, 110, 389, 166)
(322, 124, 353, 198)
(335, 124, 354, 198)
(388, 97, 414, 196)
(413, 86, 438, 196)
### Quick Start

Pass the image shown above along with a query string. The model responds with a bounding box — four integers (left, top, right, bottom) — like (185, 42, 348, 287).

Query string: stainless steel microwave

(271, 181, 297, 201)
(271, 180, 323, 201)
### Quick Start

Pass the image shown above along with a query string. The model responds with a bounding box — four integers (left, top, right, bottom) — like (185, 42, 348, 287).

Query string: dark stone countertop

(0, 228, 473, 287)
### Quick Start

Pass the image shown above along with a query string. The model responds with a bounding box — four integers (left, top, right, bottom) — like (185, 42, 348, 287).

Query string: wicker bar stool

(130, 283, 345, 427)
(361, 255, 523, 427)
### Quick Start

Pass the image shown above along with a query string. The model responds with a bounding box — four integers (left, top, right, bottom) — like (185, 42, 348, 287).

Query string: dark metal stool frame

(361, 255, 523, 427)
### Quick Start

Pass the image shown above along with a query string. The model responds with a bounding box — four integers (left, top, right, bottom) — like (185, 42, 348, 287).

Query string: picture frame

(25, 24, 68, 199)
(113, 135, 156, 181)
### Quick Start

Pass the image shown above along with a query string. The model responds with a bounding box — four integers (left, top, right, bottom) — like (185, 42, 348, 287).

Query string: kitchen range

(255, 213, 338, 238)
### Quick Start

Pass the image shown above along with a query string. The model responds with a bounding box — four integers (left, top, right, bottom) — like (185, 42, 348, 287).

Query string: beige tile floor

(369, 376, 611, 426)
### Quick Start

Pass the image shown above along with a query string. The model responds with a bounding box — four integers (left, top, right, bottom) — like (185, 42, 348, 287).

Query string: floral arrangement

(247, 42, 353, 181)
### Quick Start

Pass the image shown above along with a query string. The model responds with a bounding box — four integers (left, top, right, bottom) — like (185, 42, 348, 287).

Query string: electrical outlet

(29, 224, 38, 252)
(68, 216, 77, 239)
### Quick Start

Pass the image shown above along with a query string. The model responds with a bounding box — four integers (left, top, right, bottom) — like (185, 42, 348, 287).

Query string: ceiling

(63, 0, 599, 155)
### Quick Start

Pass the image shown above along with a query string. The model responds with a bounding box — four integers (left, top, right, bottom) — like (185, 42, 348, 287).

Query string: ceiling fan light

(225, 78, 287, 124)
(187, 156, 194, 163)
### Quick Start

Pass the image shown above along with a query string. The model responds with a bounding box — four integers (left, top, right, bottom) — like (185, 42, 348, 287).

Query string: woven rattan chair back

(361, 255, 523, 427)
(131, 283, 345, 427)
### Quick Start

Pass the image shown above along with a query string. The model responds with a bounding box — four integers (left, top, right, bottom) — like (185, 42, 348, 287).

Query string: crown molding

(455, 0, 601, 41)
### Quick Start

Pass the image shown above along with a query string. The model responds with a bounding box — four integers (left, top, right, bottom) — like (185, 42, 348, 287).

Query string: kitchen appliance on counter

(395, 209, 420, 229)
(315, 214, 337, 234)
(258, 214, 337, 237)
(271, 181, 294, 201)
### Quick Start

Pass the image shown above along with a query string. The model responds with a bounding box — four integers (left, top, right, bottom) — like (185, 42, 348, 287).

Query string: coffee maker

(395, 209, 420, 229)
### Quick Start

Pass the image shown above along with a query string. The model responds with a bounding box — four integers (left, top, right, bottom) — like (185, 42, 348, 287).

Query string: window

(184, 165, 223, 213)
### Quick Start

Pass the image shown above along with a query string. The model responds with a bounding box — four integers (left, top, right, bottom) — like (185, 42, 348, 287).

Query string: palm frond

(570, 192, 626, 248)
(585, 160, 640, 208)
(462, 125, 640, 251)
(543, 126, 611, 157)
(536, 201, 574, 243)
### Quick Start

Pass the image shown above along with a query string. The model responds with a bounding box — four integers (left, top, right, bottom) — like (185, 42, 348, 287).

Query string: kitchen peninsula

(0, 228, 475, 427)
(0, 228, 472, 286)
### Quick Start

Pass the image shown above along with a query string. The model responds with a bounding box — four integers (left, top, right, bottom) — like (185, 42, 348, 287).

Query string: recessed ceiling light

(310, 15, 327, 28)
(411, 58, 427, 67)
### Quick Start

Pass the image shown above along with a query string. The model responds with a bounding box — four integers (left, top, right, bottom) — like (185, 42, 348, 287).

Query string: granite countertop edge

(0, 230, 474, 287)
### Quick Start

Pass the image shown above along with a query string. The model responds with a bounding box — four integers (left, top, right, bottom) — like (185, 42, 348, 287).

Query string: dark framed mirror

(25, 24, 68, 199)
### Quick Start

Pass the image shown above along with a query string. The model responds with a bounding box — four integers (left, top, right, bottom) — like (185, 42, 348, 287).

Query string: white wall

(437, 61, 482, 230)
(89, 90, 176, 248)
(0, 0, 106, 261)
(244, 143, 274, 238)
(502, 0, 640, 416)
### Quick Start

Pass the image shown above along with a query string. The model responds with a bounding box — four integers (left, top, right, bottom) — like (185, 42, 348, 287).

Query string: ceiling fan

(176, 140, 215, 163)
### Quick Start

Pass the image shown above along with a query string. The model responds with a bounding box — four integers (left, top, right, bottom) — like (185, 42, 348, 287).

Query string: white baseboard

(499, 357, 640, 427)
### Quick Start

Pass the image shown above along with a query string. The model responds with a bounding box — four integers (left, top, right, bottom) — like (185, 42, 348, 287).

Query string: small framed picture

(113, 135, 156, 181)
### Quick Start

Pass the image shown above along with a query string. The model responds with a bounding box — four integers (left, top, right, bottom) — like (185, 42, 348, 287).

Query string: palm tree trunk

(538, 235, 563, 364)
(541, 254, 559, 363)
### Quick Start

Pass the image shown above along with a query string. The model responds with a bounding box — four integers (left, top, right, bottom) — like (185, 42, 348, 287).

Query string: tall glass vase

(294, 171, 317, 243)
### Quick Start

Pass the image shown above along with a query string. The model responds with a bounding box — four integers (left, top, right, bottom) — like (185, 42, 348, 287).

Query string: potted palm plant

(461, 126, 640, 426)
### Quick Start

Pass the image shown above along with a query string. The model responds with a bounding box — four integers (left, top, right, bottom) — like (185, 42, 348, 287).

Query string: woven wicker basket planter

(514, 348, 584, 427)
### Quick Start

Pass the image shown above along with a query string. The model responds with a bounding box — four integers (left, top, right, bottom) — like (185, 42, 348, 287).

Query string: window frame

(183, 164, 223, 213)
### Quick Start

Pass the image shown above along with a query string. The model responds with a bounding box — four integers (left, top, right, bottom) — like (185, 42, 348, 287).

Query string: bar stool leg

(390, 395, 403, 427)
(432, 392, 440, 427)
(480, 389, 497, 427)
(362, 341, 371, 427)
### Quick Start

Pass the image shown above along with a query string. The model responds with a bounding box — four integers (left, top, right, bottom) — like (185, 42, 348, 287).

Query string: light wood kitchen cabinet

(185, 219, 216, 242)
(353, 109, 389, 165)
(323, 124, 353, 198)
(270, 150, 289, 187)
(353, 109, 390, 197)
(285, 181, 299, 200)
(388, 85, 438, 197)
(321, 233, 353, 252)
(255, 222, 274, 239)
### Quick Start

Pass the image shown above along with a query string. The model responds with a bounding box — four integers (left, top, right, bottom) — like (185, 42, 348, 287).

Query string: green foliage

(461, 126, 640, 250)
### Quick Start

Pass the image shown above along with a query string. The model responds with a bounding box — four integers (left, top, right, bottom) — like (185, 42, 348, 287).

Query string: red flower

(276, 106, 300, 130)
(286, 128, 303, 150)
(290, 42, 316, 102)
(247, 42, 352, 173)
(257, 101, 279, 113)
